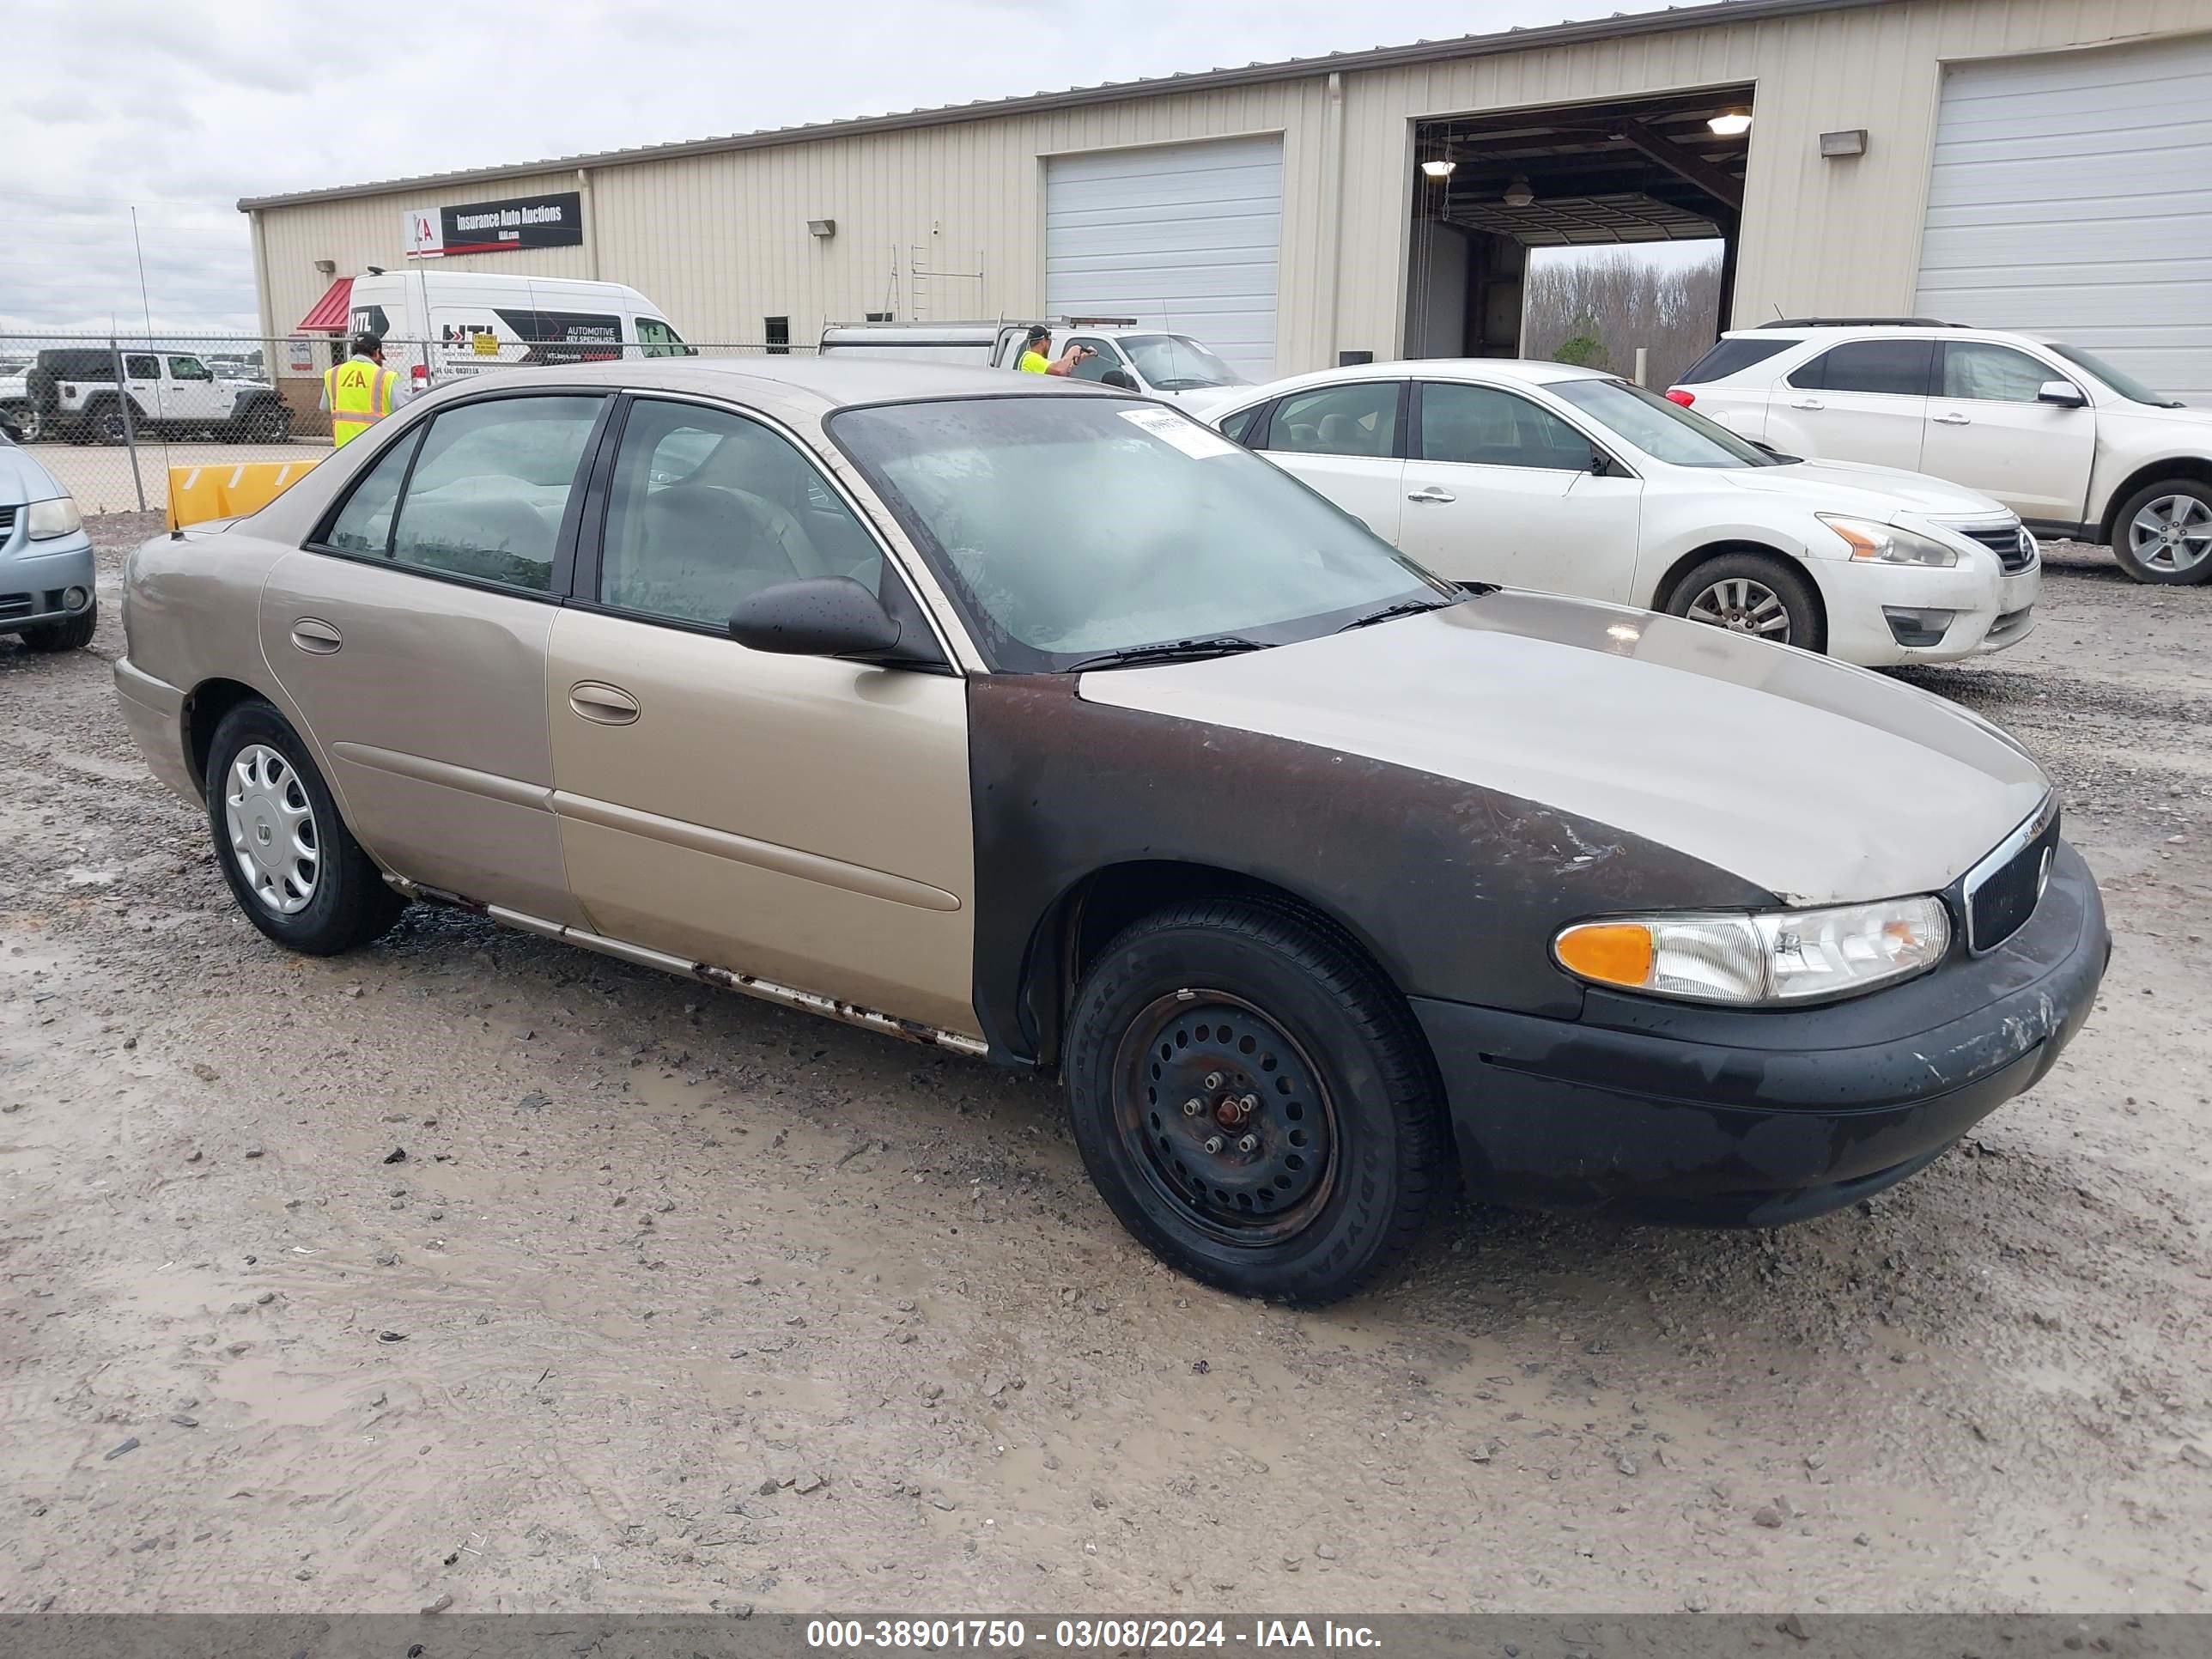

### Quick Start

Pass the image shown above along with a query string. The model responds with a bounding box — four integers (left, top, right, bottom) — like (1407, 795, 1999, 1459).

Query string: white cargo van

(817, 319, 1247, 412)
(347, 270, 694, 389)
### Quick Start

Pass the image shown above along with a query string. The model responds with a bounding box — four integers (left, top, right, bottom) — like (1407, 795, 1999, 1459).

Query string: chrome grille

(0, 505, 16, 535)
(1963, 797, 2060, 954)
(1960, 524, 2035, 573)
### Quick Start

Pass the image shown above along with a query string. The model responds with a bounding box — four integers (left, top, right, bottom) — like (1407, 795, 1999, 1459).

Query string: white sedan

(1208, 360, 2039, 666)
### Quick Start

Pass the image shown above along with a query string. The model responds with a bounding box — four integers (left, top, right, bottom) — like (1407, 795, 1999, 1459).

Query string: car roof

(417, 355, 1131, 418)
(1219, 357, 1613, 409)
(1720, 323, 2057, 348)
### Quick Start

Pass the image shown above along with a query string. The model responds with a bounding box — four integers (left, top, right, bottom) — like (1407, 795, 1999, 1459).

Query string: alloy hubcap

(1115, 991, 1337, 1244)
(1686, 577, 1790, 641)
(2129, 495, 2212, 573)
(224, 744, 319, 915)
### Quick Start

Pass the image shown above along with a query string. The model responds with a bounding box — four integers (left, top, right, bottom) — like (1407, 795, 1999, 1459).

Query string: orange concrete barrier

(167, 458, 324, 531)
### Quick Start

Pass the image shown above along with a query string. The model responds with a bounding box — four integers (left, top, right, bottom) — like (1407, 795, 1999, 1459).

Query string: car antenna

(131, 207, 185, 540)
(1771, 302, 1785, 322)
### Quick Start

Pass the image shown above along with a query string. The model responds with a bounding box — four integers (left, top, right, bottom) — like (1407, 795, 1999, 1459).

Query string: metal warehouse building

(243, 0, 2212, 395)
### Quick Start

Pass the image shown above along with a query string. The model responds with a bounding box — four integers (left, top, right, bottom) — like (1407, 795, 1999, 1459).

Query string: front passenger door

(1399, 380, 1641, 598)
(547, 397, 980, 1040)
(1923, 341, 2095, 522)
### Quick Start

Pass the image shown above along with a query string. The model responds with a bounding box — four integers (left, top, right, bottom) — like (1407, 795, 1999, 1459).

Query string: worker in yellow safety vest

(320, 332, 406, 447)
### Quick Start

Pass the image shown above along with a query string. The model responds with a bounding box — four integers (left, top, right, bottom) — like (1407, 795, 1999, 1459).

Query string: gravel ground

(3, 525, 2208, 1616)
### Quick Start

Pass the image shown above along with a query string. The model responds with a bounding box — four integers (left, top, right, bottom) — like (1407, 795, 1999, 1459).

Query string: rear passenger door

(1249, 380, 1407, 540)
(260, 391, 610, 925)
(1772, 338, 1935, 471)
(545, 395, 980, 1039)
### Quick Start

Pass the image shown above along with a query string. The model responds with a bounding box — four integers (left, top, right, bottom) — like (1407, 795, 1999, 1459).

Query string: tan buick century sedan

(114, 359, 2108, 1304)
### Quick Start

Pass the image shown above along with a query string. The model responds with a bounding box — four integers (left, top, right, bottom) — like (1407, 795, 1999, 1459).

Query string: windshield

(830, 396, 1449, 672)
(2048, 343, 2185, 408)
(1550, 377, 1784, 468)
(1118, 334, 1243, 391)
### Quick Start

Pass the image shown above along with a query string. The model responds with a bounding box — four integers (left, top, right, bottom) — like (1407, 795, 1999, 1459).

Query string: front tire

(2112, 479, 2212, 584)
(1666, 551, 1825, 653)
(17, 600, 97, 653)
(205, 701, 405, 955)
(1064, 899, 1447, 1305)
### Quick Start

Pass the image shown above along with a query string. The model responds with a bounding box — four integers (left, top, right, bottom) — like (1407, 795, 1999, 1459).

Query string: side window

(1942, 342, 2056, 404)
(124, 354, 159, 379)
(1267, 382, 1399, 459)
(386, 396, 604, 592)
(323, 427, 425, 556)
(635, 317, 693, 359)
(1065, 337, 1125, 383)
(599, 399, 884, 627)
(167, 356, 213, 381)
(1790, 339, 1935, 397)
(1677, 336, 1801, 384)
(1217, 404, 1266, 445)
(1418, 382, 1593, 471)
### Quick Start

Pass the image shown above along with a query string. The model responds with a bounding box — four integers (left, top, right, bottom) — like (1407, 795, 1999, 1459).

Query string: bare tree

(1522, 247, 1724, 386)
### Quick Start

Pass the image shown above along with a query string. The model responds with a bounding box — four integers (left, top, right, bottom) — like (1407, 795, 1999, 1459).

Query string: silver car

(112, 358, 2109, 1304)
(0, 430, 96, 651)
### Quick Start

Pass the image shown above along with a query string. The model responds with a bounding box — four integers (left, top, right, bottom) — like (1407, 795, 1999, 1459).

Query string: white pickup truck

(0, 346, 293, 445)
(817, 318, 1249, 413)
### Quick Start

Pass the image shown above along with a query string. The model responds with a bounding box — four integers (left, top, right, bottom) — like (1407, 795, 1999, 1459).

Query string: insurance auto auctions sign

(402, 191, 584, 259)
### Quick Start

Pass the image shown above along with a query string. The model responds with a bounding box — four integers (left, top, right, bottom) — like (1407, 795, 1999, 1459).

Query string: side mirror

(729, 576, 903, 659)
(1099, 368, 1137, 391)
(2038, 380, 2087, 409)
(1589, 449, 1619, 477)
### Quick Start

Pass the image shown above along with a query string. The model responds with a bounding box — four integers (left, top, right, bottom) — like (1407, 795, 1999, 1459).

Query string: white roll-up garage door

(1045, 136, 1284, 382)
(1916, 35, 2212, 404)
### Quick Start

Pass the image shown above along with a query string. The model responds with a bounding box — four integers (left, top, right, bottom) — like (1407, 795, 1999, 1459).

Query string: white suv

(1208, 360, 2038, 669)
(1672, 320, 2212, 585)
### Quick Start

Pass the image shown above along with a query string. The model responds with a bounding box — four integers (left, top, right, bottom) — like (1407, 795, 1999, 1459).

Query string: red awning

(296, 276, 354, 332)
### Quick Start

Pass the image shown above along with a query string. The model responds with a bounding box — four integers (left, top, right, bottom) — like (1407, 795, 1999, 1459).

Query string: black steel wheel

(1065, 897, 1447, 1304)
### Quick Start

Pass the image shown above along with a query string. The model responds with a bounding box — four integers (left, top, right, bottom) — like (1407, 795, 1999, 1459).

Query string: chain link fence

(0, 332, 808, 518)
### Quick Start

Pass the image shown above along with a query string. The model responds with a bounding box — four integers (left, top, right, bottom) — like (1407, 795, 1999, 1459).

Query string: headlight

(1820, 514, 1958, 568)
(1554, 896, 1950, 1006)
(27, 495, 83, 539)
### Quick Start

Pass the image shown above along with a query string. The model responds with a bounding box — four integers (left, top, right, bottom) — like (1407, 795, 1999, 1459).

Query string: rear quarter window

(1677, 337, 1801, 384)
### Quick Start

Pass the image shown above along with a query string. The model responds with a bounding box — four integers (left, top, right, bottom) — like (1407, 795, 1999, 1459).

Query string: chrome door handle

(1407, 486, 1456, 503)
(1789, 398, 1825, 410)
(568, 681, 640, 725)
(1933, 411, 1972, 425)
(289, 617, 342, 654)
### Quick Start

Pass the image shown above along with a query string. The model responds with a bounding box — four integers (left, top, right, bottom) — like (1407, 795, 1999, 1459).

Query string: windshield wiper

(1335, 595, 1463, 633)
(1062, 635, 1272, 672)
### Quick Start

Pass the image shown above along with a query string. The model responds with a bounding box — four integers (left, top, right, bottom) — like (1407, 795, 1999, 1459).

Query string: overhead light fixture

(1708, 108, 1753, 137)
(1503, 175, 1534, 208)
(1421, 157, 1456, 179)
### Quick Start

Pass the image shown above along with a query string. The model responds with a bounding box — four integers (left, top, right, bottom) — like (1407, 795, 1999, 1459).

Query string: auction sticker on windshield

(1119, 405, 1237, 459)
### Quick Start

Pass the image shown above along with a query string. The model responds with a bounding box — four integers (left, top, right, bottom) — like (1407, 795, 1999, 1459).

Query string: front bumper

(1814, 556, 2040, 666)
(1413, 839, 2108, 1225)
(0, 532, 96, 633)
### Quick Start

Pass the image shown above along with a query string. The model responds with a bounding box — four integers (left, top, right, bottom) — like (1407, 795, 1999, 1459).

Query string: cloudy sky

(3, 0, 1677, 336)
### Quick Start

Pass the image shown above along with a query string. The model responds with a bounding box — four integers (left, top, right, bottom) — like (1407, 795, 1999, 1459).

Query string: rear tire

(1665, 551, 1825, 653)
(90, 399, 130, 445)
(204, 701, 405, 956)
(245, 403, 293, 442)
(2111, 478, 2212, 585)
(1063, 898, 1447, 1305)
(17, 600, 97, 653)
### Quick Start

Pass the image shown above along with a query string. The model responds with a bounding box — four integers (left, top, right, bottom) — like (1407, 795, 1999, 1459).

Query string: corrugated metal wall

(250, 0, 2210, 376)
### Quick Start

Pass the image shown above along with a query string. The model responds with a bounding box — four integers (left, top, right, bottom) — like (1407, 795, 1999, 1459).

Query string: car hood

(0, 443, 64, 504)
(2095, 399, 2212, 432)
(1160, 386, 1245, 416)
(1713, 457, 2009, 522)
(1078, 591, 2049, 907)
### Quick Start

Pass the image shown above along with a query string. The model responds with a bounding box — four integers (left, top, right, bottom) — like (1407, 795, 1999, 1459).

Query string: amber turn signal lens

(1553, 922, 1655, 988)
